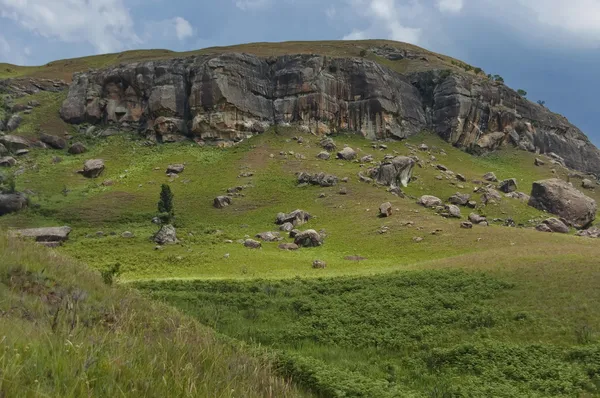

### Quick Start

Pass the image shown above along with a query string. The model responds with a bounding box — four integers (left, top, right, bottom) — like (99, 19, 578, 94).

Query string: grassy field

(0, 234, 308, 397)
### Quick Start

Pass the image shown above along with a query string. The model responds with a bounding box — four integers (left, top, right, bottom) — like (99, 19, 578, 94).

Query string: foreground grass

(0, 234, 307, 397)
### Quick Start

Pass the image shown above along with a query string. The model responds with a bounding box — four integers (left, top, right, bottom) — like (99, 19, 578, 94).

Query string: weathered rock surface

(276, 209, 311, 226)
(213, 196, 232, 209)
(316, 151, 330, 160)
(371, 156, 415, 187)
(538, 218, 570, 234)
(79, 159, 105, 178)
(418, 195, 442, 208)
(449, 192, 470, 206)
(68, 142, 88, 154)
(445, 204, 462, 218)
(0, 135, 30, 151)
(469, 213, 488, 225)
(483, 172, 498, 182)
(40, 133, 67, 150)
(498, 178, 517, 193)
(279, 242, 299, 250)
(6, 115, 22, 132)
(379, 202, 393, 217)
(582, 179, 595, 190)
(297, 172, 338, 187)
(528, 178, 596, 228)
(167, 164, 185, 174)
(0, 193, 28, 216)
(0, 144, 7, 156)
(337, 147, 357, 161)
(576, 227, 600, 238)
(0, 156, 17, 167)
(255, 231, 282, 242)
(294, 229, 324, 247)
(244, 239, 261, 249)
(154, 224, 178, 244)
(10, 226, 72, 243)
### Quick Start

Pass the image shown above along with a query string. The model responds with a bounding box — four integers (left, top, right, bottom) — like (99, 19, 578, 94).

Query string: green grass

(0, 233, 308, 397)
(10, 91, 72, 139)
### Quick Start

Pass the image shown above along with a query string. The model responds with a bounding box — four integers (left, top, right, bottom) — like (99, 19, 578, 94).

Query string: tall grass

(0, 234, 308, 397)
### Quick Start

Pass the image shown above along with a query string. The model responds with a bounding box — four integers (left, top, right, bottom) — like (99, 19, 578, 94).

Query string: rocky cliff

(60, 51, 600, 175)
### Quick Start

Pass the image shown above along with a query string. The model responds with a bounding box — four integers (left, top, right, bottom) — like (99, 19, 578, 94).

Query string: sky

(1, 0, 599, 144)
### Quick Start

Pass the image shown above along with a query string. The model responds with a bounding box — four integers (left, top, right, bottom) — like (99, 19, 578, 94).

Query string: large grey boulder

(371, 156, 415, 187)
(10, 226, 72, 243)
(498, 178, 517, 193)
(297, 172, 338, 187)
(68, 142, 88, 155)
(0, 135, 30, 151)
(418, 195, 442, 208)
(40, 133, 67, 150)
(576, 227, 600, 238)
(379, 202, 393, 217)
(294, 229, 324, 247)
(167, 164, 185, 174)
(255, 231, 282, 242)
(449, 192, 470, 206)
(79, 159, 105, 178)
(276, 209, 311, 226)
(337, 147, 357, 161)
(154, 224, 178, 245)
(6, 114, 22, 132)
(0, 157, 17, 167)
(528, 178, 596, 228)
(320, 137, 336, 151)
(0, 193, 28, 215)
(213, 196, 232, 209)
(538, 218, 569, 234)
(244, 239, 262, 249)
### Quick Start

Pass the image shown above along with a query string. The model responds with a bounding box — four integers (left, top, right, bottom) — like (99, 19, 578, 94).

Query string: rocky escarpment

(59, 51, 600, 175)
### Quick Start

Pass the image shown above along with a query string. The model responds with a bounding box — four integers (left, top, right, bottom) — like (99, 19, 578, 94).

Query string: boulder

(469, 213, 488, 225)
(361, 155, 374, 163)
(534, 158, 545, 166)
(483, 172, 498, 182)
(576, 227, 600, 238)
(167, 164, 185, 174)
(528, 178, 596, 228)
(506, 191, 530, 202)
(460, 221, 473, 229)
(0, 144, 8, 156)
(379, 202, 393, 217)
(540, 218, 569, 233)
(0, 135, 30, 151)
(312, 260, 327, 269)
(535, 223, 553, 233)
(10, 226, 72, 243)
(316, 151, 331, 160)
(371, 156, 415, 187)
(6, 115, 22, 132)
(40, 133, 67, 150)
(278, 243, 299, 250)
(15, 149, 29, 156)
(79, 159, 105, 178)
(0, 157, 17, 167)
(279, 222, 294, 232)
(255, 231, 282, 242)
(153, 224, 178, 245)
(0, 193, 28, 216)
(582, 179, 595, 190)
(337, 147, 357, 161)
(243, 239, 262, 249)
(121, 231, 134, 238)
(481, 188, 502, 205)
(294, 229, 324, 247)
(498, 178, 517, 193)
(276, 209, 311, 226)
(445, 205, 462, 218)
(213, 196, 232, 209)
(418, 143, 428, 151)
(456, 174, 467, 182)
(449, 192, 470, 206)
(320, 137, 336, 151)
(418, 195, 442, 208)
(68, 142, 88, 155)
(297, 172, 338, 187)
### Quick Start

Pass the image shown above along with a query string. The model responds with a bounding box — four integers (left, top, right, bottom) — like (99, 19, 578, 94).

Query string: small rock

(294, 229, 324, 247)
(167, 164, 185, 174)
(413, 237, 424, 243)
(121, 231, 134, 238)
(279, 222, 294, 232)
(339, 187, 348, 195)
(213, 196, 232, 209)
(79, 159, 105, 178)
(255, 231, 282, 242)
(279, 243, 299, 251)
(337, 147, 357, 161)
(244, 239, 262, 249)
(418, 143, 428, 151)
(445, 204, 462, 218)
(460, 221, 473, 229)
(469, 213, 488, 225)
(456, 174, 467, 182)
(312, 260, 327, 269)
(582, 179, 595, 190)
(379, 202, 393, 217)
(418, 195, 442, 208)
(316, 151, 331, 160)
(498, 178, 518, 193)
(534, 158, 545, 166)
(483, 172, 498, 182)
(154, 224, 177, 245)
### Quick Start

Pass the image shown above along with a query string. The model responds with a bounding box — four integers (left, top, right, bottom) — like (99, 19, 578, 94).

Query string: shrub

(517, 89, 527, 97)
(157, 184, 174, 223)
(101, 262, 122, 285)
(359, 49, 368, 57)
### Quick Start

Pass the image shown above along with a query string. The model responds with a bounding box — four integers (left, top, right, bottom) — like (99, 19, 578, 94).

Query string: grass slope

(0, 234, 307, 397)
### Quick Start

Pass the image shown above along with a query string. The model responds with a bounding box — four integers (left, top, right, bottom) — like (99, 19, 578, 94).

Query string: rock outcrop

(59, 50, 600, 175)
(0, 193, 28, 216)
(371, 156, 415, 187)
(10, 226, 72, 246)
(528, 178, 596, 228)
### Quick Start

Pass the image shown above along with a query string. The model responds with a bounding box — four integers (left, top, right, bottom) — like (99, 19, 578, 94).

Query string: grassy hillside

(0, 39, 476, 82)
(0, 233, 307, 397)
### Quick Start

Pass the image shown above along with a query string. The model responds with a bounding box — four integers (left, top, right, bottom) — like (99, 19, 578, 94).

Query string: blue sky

(1, 0, 599, 144)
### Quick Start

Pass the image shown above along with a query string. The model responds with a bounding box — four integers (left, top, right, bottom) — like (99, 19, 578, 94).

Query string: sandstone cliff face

(61, 53, 426, 144)
(60, 52, 600, 175)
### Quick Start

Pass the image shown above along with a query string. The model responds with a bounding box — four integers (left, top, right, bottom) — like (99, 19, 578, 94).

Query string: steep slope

(52, 42, 600, 175)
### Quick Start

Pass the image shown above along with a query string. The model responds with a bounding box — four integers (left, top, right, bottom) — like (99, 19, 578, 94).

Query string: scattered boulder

(68, 142, 88, 155)
(79, 159, 105, 178)
(418, 195, 442, 208)
(153, 224, 178, 245)
(361, 155, 374, 163)
(312, 260, 327, 269)
(576, 227, 600, 238)
(582, 179, 595, 190)
(481, 188, 502, 205)
(294, 229, 324, 247)
(15, 149, 29, 156)
(10, 226, 72, 246)
(167, 164, 185, 174)
(535, 223, 553, 233)
(449, 192, 470, 206)
(0, 193, 28, 215)
(498, 178, 517, 193)
(6, 115, 22, 132)
(279, 222, 294, 232)
(371, 156, 415, 187)
(276, 209, 311, 226)
(539, 218, 569, 234)
(297, 172, 338, 187)
(467, 200, 477, 208)
(316, 151, 331, 160)
(469, 213, 488, 225)
(506, 191, 530, 202)
(379, 202, 393, 217)
(534, 158, 545, 166)
(121, 231, 134, 238)
(483, 172, 498, 182)
(244, 239, 262, 249)
(456, 174, 467, 182)
(278, 243, 299, 250)
(0, 156, 17, 167)
(213, 196, 232, 209)
(445, 205, 462, 218)
(418, 143, 428, 151)
(528, 178, 596, 228)
(255, 231, 282, 242)
(460, 221, 473, 229)
(0, 134, 30, 151)
(0, 144, 7, 156)
(320, 137, 336, 151)
(40, 133, 67, 150)
(337, 147, 357, 161)
(338, 187, 348, 195)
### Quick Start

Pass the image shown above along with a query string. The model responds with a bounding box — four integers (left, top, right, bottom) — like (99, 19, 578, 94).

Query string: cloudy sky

(1, 0, 599, 143)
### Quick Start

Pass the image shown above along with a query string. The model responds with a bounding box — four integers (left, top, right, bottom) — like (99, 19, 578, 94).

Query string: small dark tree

(517, 89, 527, 97)
(157, 184, 174, 223)
(493, 75, 504, 83)
(359, 49, 367, 57)
(474, 67, 483, 75)
(537, 100, 546, 107)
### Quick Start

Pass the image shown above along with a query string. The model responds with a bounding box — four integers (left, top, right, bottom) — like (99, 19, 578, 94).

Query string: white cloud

(0, 0, 139, 54)
(174, 17, 193, 40)
(342, 0, 421, 44)
(437, 0, 464, 13)
(235, 0, 270, 10)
